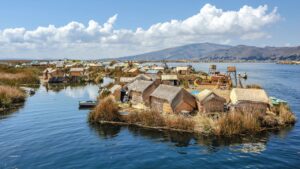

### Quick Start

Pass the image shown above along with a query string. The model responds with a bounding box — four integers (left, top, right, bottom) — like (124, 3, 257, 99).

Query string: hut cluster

(102, 61, 276, 116)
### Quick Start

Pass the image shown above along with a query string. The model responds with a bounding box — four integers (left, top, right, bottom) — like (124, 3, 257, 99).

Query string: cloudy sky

(0, 0, 299, 59)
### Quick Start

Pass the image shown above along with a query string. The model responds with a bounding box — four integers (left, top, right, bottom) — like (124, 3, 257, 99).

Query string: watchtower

(209, 64, 217, 75)
(227, 66, 237, 87)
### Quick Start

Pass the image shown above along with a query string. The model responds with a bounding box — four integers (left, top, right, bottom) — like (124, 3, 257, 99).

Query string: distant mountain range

(120, 43, 300, 61)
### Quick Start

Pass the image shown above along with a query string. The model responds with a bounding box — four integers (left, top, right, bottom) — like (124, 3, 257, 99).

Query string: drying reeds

(88, 96, 120, 123)
(0, 65, 40, 86)
(0, 85, 25, 109)
(214, 111, 261, 136)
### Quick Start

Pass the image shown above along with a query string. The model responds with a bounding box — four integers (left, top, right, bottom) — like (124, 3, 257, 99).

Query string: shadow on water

(89, 123, 294, 152)
(0, 103, 25, 121)
(89, 123, 121, 139)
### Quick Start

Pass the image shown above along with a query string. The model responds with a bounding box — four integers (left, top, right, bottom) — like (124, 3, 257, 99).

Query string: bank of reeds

(0, 65, 40, 86)
(214, 112, 261, 135)
(88, 97, 120, 123)
(88, 96, 296, 136)
(0, 85, 26, 109)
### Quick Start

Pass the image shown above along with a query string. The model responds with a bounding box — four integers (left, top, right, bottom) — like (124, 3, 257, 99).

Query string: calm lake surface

(0, 63, 299, 169)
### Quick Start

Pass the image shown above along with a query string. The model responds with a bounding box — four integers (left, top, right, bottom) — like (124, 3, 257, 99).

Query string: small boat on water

(269, 97, 287, 106)
(20, 87, 35, 95)
(79, 100, 97, 108)
(29, 89, 35, 95)
(239, 72, 248, 79)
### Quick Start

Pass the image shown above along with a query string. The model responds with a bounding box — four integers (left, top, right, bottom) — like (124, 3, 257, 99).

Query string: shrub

(88, 97, 120, 123)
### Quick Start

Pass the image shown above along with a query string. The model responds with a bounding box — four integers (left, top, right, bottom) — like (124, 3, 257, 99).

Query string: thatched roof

(196, 89, 226, 103)
(120, 74, 152, 83)
(150, 84, 182, 103)
(110, 84, 122, 93)
(146, 70, 160, 74)
(161, 74, 178, 81)
(230, 88, 269, 104)
(127, 80, 155, 93)
(135, 74, 152, 81)
(128, 68, 138, 73)
(70, 68, 84, 72)
(176, 66, 189, 71)
(120, 77, 135, 83)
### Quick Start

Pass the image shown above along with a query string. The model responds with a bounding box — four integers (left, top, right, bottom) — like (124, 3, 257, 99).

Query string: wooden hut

(161, 74, 180, 86)
(70, 67, 84, 82)
(230, 88, 269, 114)
(150, 84, 196, 114)
(145, 69, 162, 80)
(43, 68, 65, 83)
(175, 66, 190, 75)
(127, 80, 157, 105)
(196, 89, 226, 113)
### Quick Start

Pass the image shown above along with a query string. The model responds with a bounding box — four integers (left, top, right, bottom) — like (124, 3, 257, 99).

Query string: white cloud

(0, 4, 280, 59)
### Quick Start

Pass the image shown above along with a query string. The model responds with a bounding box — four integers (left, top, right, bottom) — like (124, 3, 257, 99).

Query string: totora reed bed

(0, 85, 26, 111)
(89, 97, 296, 136)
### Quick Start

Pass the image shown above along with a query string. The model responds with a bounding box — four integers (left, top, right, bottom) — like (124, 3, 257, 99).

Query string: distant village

(0, 59, 295, 135)
(9, 59, 286, 117)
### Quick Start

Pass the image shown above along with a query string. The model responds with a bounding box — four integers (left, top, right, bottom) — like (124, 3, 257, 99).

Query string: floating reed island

(0, 64, 40, 112)
(88, 62, 296, 136)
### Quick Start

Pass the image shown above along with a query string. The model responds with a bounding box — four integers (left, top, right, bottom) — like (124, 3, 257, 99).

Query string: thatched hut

(150, 84, 196, 114)
(120, 74, 152, 84)
(43, 68, 65, 83)
(70, 67, 84, 82)
(196, 89, 226, 113)
(230, 88, 269, 114)
(161, 74, 180, 86)
(145, 69, 162, 80)
(175, 66, 191, 75)
(127, 80, 157, 105)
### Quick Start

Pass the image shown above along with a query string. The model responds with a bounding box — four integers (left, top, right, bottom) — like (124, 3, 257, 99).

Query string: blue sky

(0, 0, 299, 59)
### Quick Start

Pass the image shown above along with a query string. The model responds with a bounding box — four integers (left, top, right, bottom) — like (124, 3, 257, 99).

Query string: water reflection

(0, 103, 24, 121)
(90, 123, 121, 139)
(90, 123, 294, 154)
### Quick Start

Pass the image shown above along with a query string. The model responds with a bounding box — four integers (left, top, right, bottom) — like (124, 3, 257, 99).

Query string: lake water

(0, 63, 299, 169)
